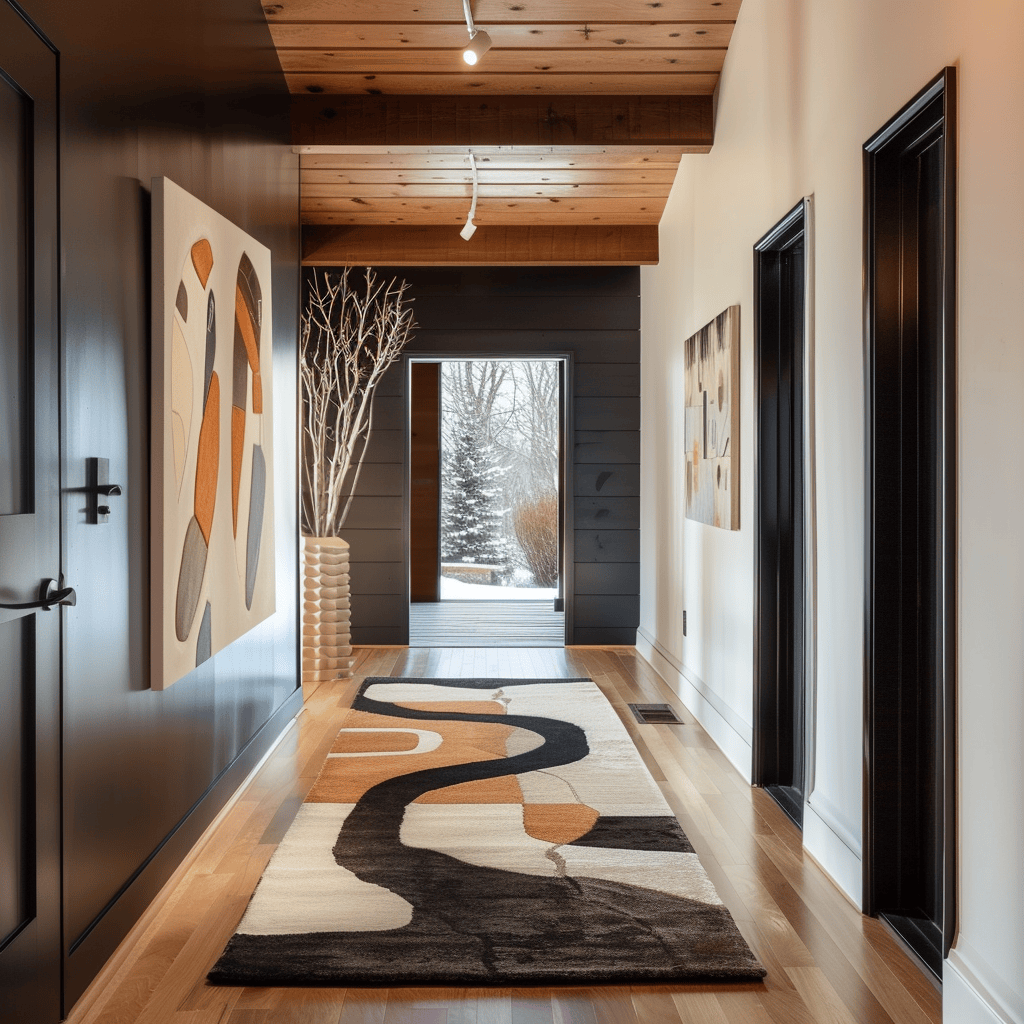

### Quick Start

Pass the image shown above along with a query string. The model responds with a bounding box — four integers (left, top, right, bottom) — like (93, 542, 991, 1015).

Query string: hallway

(67, 647, 941, 1024)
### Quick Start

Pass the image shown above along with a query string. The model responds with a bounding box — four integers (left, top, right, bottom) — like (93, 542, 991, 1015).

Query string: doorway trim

(405, 353, 574, 646)
(752, 196, 818, 828)
(862, 67, 957, 978)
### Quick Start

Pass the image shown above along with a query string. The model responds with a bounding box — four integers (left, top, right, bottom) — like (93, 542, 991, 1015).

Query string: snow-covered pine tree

(441, 427, 510, 572)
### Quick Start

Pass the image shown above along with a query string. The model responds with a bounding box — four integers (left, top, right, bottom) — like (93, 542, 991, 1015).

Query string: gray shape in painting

(205, 291, 216, 402)
(175, 515, 208, 641)
(196, 602, 212, 666)
(245, 444, 266, 610)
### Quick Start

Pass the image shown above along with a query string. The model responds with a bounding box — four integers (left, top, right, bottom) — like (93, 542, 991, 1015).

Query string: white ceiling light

(460, 152, 479, 241)
(461, 0, 492, 65)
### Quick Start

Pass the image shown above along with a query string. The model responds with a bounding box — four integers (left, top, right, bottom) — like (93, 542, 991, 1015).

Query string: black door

(0, 5, 62, 1022)
(753, 201, 807, 827)
(864, 69, 956, 980)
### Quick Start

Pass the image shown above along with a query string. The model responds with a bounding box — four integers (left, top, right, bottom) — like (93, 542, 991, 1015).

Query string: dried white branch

(300, 267, 416, 537)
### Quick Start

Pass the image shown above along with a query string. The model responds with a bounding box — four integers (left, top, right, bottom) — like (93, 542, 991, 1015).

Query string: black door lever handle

(0, 576, 77, 611)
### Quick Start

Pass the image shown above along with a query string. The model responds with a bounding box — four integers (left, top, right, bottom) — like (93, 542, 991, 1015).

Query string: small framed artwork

(684, 306, 740, 530)
(151, 177, 276, 689)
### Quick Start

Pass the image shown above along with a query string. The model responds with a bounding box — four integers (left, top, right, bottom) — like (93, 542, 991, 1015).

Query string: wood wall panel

(574, 595, 641, 628)
(574, 496, 641, 529)
(574, 464, 641, 496)
(574, 396, 641, 429)
(409, 362, 440, 602)
(575, 363, 641, 396)
(348, 562, 405, 595)
(574, 561, 641, 595)
(314, 264, 640, 645)
(574, 529, 641, 562)
(574, 430, 641, 463)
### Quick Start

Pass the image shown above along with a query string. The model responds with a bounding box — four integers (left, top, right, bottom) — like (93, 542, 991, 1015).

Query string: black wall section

(14, 0, 301, 1010)
(310, 266, 641, 647)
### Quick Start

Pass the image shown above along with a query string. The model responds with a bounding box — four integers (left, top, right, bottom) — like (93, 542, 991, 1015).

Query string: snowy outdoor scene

(440, 359, 560, 602)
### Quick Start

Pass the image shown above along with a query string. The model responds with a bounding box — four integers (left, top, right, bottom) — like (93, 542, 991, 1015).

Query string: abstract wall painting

(684, 306, 740, 530)
(152, 177, 275, 690)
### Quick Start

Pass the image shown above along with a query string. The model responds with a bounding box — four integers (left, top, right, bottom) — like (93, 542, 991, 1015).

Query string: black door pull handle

(0, 576, 77, 611)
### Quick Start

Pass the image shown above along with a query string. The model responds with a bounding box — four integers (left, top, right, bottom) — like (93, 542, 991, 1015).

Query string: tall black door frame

(0, 4, 62, 1022)
(863, 67, 957, 980)
(406, 353, 574, 645)
(753, 198, 816, 828)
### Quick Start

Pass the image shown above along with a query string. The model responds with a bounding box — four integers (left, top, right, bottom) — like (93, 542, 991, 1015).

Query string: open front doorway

(409, 357, 567, 647)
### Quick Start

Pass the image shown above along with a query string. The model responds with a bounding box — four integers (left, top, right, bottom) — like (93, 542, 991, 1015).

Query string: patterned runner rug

(208, 677, 765, 985)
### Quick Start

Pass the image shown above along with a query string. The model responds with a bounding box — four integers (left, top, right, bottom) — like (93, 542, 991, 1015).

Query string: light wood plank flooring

(409, 601, 564, 647)
(66, 646, 942, 1024)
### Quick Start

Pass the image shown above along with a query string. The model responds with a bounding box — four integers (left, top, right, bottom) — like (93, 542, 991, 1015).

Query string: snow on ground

(440, 576, 557, 602)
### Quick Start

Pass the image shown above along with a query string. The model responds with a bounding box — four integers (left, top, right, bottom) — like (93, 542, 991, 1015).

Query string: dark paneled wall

(314, 266, 641, 646)
(15, 0, 300, 1009)
(409, 362, 441, 602)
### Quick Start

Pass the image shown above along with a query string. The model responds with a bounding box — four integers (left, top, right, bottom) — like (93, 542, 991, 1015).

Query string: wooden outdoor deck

(409, 600, 565, 647)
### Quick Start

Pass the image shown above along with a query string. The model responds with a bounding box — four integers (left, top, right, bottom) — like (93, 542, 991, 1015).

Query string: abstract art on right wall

(684, 306, 740, 530)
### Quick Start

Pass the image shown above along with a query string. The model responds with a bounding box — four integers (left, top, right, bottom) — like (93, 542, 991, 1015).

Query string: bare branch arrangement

(300, 268, 416, 537)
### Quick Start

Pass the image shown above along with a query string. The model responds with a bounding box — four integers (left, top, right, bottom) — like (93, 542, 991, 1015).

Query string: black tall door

(754, 204, 806, 828)
(0, 5, 61, 1023)
(864, 69, 956, 980)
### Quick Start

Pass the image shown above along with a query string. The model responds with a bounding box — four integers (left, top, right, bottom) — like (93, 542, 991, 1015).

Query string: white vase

(302, 536, 353, 692)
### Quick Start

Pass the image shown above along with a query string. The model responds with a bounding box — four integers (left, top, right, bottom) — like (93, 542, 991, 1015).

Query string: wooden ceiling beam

(277, 49, 727, 75)
(301, 168, 680, 185)
(266, 0, 740, 23)
(269, 23, 736, 50)
(287, 73, 718, 95)
(292, 94, 714, 150)
(302, 225, 659, 266)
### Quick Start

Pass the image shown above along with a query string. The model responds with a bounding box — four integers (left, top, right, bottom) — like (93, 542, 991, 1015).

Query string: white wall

(639, 2, 1024, 1022)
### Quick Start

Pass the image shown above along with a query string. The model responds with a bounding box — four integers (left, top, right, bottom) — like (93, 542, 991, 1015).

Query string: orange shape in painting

(191, 239, 214, 288)
(231, 405, 245, 534)
(332, 731, 421, 754)
(193, 373, 220, 544)
(523, 803, 600, 845)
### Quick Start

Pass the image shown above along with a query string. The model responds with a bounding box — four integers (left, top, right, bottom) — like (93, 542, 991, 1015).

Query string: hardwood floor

(66, 647, 942, 1024)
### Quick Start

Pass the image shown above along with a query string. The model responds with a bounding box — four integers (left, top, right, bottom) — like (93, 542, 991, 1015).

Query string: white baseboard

(945, 943, 1024, 1024)
(802, 797, 863, 908)
(635, 627, 752, 782)
(805, 789, 862, 858)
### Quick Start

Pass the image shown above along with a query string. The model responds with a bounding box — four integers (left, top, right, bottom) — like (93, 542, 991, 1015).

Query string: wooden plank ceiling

(264, 0, 742, 264)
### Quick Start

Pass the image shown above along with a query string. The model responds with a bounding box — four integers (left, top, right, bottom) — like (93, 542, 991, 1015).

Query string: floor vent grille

(628, 703, 684, 725)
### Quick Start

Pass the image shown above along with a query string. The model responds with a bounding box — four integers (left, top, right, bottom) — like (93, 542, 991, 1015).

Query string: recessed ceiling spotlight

(461, 0, 492, 66)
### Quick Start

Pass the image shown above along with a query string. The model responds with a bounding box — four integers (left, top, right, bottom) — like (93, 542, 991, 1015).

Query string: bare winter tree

(301, 268, 416, 537)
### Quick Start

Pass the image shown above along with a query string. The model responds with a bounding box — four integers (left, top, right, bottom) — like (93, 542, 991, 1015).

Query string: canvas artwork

(684, 306, 740, 530)
(152, 177, 275, 690)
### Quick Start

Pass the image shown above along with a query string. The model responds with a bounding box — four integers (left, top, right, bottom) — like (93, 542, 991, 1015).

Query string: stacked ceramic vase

(302, 536, 354, 687)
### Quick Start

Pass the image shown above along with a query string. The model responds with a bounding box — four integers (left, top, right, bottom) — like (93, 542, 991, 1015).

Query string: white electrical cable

(460, 152, 478, 240)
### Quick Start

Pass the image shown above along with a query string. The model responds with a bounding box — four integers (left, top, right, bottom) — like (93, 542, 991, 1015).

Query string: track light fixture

(461, 0, 492, 65)
(460, 152, 479, 240)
